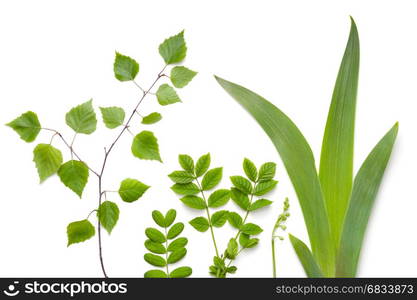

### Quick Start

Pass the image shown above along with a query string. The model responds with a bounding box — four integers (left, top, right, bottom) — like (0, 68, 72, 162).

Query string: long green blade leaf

(215, 76, 334, 276)
(319, 18, 360, 248)
(336, 123, 398, 277)
(289, 234, 323, 278)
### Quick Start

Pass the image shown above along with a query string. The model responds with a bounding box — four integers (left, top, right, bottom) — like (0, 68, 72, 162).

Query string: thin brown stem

(96, 65, 167, 277)
(42, 128, 100, 177)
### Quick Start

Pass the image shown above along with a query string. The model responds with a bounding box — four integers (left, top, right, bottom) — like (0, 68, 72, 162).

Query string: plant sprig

(6, 30, 197, 277)
(169, 154, 278, 277)
(143, 209, 192, 278)
(271, 198, 290, 278)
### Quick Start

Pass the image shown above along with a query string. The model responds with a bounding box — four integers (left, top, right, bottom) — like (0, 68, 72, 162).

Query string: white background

(0, 0, 416, 278)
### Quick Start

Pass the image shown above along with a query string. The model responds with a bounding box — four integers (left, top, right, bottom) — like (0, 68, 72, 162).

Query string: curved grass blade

(215, 76, 334, 276)
(319, 17, 360, 248)
(289, 234, 323, 278)
(336, 123, 398, 277)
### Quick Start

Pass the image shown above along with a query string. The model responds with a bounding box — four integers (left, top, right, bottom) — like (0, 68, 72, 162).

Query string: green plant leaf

(168, 170, 195, 184)
(167, 248, 187, 264)
(243, 158, 258, 182)
(6, 111, 41, 142)
(319, 18, 360, 247)
(167, 237, 188, 252)
(289, 234, 323, 278)
(33, 143, 63, 182)
(215, 76, 334, 276)
(167, 222, 184, 239)
(239, 233, 258, 248)
(230, 176, 252, 194)
(249, 199, 273, 211)
(118, 178, 149, 203)
(131, 131, 162, 162)
(171, 66, 197, 88)
(99, 106, 125, 129)
(179, 154, 194, 173)
(164, 209, 177, 227)
(226, 238, 239, 259)
(57, 160, 89, 197)
(253, 180, 278, 196)
(230, 187, 250, 210)
(180, 195, 206, 209)
(171, 183, 200, 195)
(336, 123, 398, 277)
(211, 210, 229, 227)
(145, 239, 166, 254)
(144, 253, 166, 267)
(145, 228, 166, 243)
(228, 212, 243, 229)
(258, 162, 276, 182)
(170, 266, 192, 278)
(67, 219, 95, 246)
(195, 153, 211, 177)
(98, 201, 119, 234)
(156, 84, 181, 106)
(144, 269, 167, 278)
(201, 167, 223, 190)
(240, 223, 263, 235)
(189, 217, 209, 232)
(208, 189, 230, 208)
(65, 99, 97, 134)
(141, 112, 162, 125)
(158, 30, 187, 64)
(114, 52, 139, 81)
(152, 210, 166, 227)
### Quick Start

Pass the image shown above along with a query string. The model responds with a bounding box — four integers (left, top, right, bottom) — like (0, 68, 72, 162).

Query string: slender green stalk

(271, 198, 289, 277)
(195, 178, 220, 257)
(164, 227, 170, 277)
